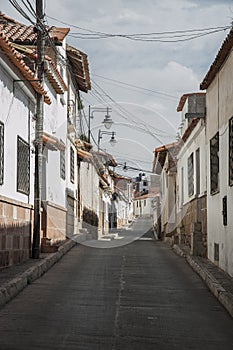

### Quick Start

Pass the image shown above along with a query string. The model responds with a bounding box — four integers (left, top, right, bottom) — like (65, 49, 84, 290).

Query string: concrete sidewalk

(0, 239, 77, 308)
(173, 244, 233, 318)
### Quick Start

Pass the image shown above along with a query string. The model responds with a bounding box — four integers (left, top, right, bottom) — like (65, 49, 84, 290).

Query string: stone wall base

(0, 196, 32, 268)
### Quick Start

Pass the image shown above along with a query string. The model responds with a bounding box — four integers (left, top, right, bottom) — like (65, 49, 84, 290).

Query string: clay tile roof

(66, 44, 91, 93)
(0, 12, 69, 44)
(42, 131, 65, 151)
(154, 141, 179, 154)
(77, 148, 93, 162)
(153, 142, 179, 174)
(49, 27, 70, 42)
(0, 31, 51, 104)
(181, 118, 199, 143)
(177, 92, 206, 112)
(200, 27, 233, 90)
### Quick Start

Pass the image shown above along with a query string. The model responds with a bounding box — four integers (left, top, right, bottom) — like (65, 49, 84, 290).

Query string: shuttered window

(229, 117, 233, 186)
(210, 132, 219, 194)
(0, 121, 4, 185)
(17, 136, 30, 195)
(188, 153, 194, 197)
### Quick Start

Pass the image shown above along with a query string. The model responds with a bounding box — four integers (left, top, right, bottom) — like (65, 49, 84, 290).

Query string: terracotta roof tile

(67, 44, 91, 93)
(153, 142, 179, 174)
(0, 31, 51, 104)
(181, 118, 199, 143)
(0, 13, 69, 44)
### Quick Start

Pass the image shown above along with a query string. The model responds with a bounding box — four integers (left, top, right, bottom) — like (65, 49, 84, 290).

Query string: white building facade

(200, 28, 233, 275)
(176, 93, 207, 256)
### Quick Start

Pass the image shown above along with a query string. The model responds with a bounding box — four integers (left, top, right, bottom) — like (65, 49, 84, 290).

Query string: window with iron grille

(70, 147, 74, 183)
(196, 148, 200, 196)
(0, 121, 4, 185)
(60, 149, 65, 180)
(17, 136, 30, 195)
(188, 153, 194, 197)
(229, 117, 233, 186)
(210, 132, 219, 194)
(214, 243, 219, 262)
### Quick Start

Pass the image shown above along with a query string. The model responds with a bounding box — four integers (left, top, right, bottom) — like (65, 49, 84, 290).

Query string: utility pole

(32, 0, 45, 258)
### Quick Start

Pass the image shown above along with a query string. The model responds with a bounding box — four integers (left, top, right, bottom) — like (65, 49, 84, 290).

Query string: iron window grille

(229, 117, 233, 186)
(210, 132, 219, 194)
(17, 136, 30, 195)
(188, 153, 194, 197)
(60, 149, 66, 180)
(0, 121, 4, 185)
(214, 243, 219, 262)
(70, 147, 74, 183)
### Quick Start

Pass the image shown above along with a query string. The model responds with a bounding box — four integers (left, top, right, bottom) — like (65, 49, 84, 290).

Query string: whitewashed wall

(206, 50, 233, 276)
(177, 121, 206, 210)
(0, 60, 35, 205)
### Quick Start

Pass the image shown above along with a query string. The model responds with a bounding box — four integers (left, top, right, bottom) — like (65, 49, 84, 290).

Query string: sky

(2, 0, 233, 176)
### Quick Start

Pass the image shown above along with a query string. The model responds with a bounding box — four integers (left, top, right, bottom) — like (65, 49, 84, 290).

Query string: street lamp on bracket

(88, 105, 113, 143)
(98, 130, 117, 151)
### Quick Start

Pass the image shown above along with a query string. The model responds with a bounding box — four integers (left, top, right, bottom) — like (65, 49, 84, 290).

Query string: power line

(46, 15, 231, 42)
(69, 27, 230, 42)
(93, 74, 178, 99)
(91, 80, 175, 139)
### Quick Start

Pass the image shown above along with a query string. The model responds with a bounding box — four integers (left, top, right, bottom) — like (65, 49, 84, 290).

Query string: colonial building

(152, 142, 178, 243)
(0, 13, 91, 265)
(200, 27, 233, 275)
(176, 93, 207, 257)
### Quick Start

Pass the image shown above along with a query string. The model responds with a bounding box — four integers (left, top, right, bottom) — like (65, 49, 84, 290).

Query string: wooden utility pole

(32, 0, 45, 258)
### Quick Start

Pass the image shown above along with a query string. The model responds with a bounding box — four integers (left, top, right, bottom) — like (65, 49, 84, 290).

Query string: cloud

(1, 0, 233, 170)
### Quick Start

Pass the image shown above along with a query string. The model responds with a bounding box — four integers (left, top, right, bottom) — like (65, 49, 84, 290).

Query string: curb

(172, 244, 233, 318)
(0, 239, 77, 308)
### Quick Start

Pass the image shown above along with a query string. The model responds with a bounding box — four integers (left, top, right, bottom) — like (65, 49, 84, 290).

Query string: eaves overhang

(200, 27, 233, 90)
(0, 31, 51, 104)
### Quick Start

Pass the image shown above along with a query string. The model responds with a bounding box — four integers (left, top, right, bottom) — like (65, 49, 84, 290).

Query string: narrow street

(0, 218, 233, 350)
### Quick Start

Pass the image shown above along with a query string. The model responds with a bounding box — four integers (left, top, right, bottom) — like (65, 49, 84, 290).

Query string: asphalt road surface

(0, 218, 233, 350)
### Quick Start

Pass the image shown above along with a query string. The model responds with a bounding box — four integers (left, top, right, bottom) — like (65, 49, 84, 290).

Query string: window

(143, 180, 148, 187)
(188, 153, 194, 197)
(70, 147, 74, 183)
(210, 132, 219, 194)
(144, 200, 146, 206)
(196, 148, 200, 195)
(0, 121, 4, 185)
(60, 150, 65, 180)
(180, 167, 184, 208)
(17, 136, 30, 195)
(214, 243, 219, 262)
(229, 117, 233, 186)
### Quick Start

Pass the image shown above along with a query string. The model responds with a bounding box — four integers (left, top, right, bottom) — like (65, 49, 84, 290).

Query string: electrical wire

(91, 80, 175, 138)
(46, 15, 231, 42)
(9, 0, 35, 25)
(92, 73, 178, 100)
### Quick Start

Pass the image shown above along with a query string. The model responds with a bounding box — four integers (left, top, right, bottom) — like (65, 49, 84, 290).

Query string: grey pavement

(1, 220, 233, 322)
(0, 218, 233, 349)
